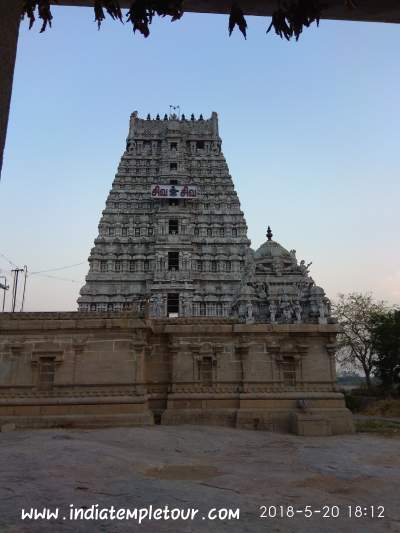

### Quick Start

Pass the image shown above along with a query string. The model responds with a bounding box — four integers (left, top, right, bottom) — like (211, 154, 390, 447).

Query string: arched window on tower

(169, 219, 179, 235)
(168, 252, 179, 271)
(167, 293, 179, 317)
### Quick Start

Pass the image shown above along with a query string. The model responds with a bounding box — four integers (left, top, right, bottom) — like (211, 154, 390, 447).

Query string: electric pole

(0, 276, 9, 312)
(11, 268, 23, 312)
(20, 265, 28, 311)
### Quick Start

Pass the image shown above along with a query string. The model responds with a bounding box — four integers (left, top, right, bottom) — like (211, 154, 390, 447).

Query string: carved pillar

(236, 341, 251, 392)
(168, 342, 180, 391)
(133, 342, 147, 395)
(189, 343, 200, 385)
(326, 343, 338, 388)
(213, 343, 224, 381)
(72, 338, 87, 385)
(296, 344, 309, 381)
(266, 343, 281, 382)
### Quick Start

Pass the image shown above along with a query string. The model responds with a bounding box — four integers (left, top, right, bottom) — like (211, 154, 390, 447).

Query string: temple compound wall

(0, 312, 354, 436)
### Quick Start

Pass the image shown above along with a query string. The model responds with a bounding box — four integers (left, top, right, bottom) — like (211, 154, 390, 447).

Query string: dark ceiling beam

(55, 0, 400, 24)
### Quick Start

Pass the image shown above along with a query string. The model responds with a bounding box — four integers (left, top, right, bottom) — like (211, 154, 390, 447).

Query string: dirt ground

(0, 425, 399, 533)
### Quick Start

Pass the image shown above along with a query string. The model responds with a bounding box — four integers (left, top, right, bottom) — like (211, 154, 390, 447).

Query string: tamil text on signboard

(150, 184, 197, 199)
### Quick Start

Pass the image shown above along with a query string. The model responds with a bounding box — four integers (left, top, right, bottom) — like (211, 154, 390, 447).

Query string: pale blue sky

(1, 8, 399, 311)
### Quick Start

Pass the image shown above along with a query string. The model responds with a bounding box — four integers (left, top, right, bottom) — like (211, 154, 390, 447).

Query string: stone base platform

(0, 412, 154, 430)
(1, 406, 353, 435)
(0, 312, 355, 435)
(162, 407, 354, 435)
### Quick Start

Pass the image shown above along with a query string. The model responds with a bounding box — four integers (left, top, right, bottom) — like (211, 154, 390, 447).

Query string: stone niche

(0, 312, 354, 435)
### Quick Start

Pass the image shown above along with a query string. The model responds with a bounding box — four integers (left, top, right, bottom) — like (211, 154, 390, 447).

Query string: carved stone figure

(318, 300, 327, 324)
(238, 302, 247, 320)
(279, 292, 292, 323)
(274, 260, 283, 277)
(151, 294, 162, 317)
(269, 301, 277, 324)
(299, 260, 312, 275)
(246, 300, 253, 321)
(256, 283, 266, 299)
(283, 304, 292, 323)
(182, 295, 192, 316)
(293, 301, 302, 323)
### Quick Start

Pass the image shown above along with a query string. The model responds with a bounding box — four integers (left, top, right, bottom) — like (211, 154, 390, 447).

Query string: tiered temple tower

(78, 111, 251, 317)
(78, 111, 332, 324)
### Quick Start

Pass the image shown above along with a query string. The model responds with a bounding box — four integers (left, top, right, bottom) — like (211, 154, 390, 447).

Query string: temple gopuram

(0, 112, 353, 436)
(78, 111, 331, 326)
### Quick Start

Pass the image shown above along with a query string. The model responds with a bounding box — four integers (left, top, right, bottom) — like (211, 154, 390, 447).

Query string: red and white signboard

(151, 184, 198, 199)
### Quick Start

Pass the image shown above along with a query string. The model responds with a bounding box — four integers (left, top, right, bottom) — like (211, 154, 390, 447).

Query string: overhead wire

(30, 261, 86, 275)
(0, 254, 85, 301)
(32, 273, 81, 284)
(0, 252, 18, 268)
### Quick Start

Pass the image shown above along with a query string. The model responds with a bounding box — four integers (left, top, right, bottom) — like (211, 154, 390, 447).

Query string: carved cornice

(266, 343, 281, 355)
(235, 343, 251, 355)
(72, 338, 87, 355)
(326, 343, 338, 357)
(10, 343, 24, 355)
(296, 344, 309, 356)
(132, 342, 146, 353)
(31, 351, 64, 365)
(214, 343, 224, 354)
(168, 342, 180, 356)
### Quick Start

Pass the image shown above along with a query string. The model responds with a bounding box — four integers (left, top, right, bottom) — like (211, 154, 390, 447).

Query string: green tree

(371, 309, 400, 394)
(332, 293, 387, 391)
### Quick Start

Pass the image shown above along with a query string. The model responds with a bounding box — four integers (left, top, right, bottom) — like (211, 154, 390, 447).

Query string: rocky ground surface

(0, 425, 399, 533)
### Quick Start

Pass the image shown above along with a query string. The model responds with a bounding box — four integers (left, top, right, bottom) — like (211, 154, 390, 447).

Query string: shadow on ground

(0, 425, 399, 532)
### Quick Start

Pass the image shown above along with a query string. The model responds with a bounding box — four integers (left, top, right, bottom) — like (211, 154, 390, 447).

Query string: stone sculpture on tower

(78, 112, 332, 325)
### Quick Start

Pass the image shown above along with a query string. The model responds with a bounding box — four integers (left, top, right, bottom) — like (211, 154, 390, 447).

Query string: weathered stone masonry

(0, 111, 354, 435)
(0, 312, 353, 435)
(77, 111, 332, 326)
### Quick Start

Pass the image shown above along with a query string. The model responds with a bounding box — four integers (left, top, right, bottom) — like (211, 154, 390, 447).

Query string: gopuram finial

(266, 226, 273, 241)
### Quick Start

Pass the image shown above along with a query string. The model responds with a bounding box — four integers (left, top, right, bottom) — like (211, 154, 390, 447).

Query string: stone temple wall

(0, 312, 354, 435)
